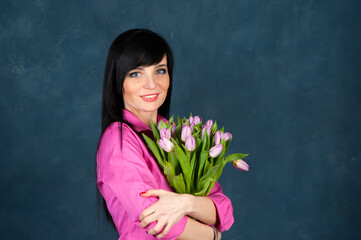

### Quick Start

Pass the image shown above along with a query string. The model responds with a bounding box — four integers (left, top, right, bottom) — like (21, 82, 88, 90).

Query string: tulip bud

(224, 132, 232, 141)
(193, 116, 202, 125)
(158, 138, 174, 152)
(201, 124, 211, 140)
(214, 131, 222, 145)
(233, 159, 249, 171)
(185, 135, 196, 151)
(188, 116, 194, 125)
(160, 128, 171, 139)
(209, 144, 223, 158)
(206, 120, 213, 129)
(181, 125, 192, 141)
(171, 124, 176, 137)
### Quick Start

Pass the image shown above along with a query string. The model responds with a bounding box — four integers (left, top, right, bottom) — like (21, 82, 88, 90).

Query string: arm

(141, 181, 234, 236)
(205, 182, 234, 231)
(177, 217, 221, 240)
(139, 191, 221, 240)
(97, 124, 187, 239)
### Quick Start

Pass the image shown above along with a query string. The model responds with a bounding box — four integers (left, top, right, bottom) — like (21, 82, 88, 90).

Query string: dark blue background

(1, 0, 360, 239)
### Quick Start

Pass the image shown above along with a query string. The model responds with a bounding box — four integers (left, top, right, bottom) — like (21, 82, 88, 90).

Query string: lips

(141, 93, 159, 102)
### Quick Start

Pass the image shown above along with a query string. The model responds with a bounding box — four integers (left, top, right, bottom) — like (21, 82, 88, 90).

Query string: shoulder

(98, 122, 142, 150)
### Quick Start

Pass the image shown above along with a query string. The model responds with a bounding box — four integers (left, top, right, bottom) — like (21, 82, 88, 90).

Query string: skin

(123, 55, 170, 128)
(123, 55, 221, 239)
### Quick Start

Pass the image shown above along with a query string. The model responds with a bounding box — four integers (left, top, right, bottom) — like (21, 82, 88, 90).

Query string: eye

(156, 68, 167, 75)
(129, 72, 141, 78)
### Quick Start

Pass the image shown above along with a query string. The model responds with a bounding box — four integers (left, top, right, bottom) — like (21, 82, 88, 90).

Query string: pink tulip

(224, 132, 232, 141)
(171, 124, 176, 137)
(201, 124, 211, 139)
(181, 125, 192, 141)
(158, 138, 174, 152)
(214, 131, 222, 145)
(188, 116, 194, 125)
(160, 128, 171, 139)
(233, 159, 249, 171)
(185, 135, 196, 151)
(193, 116, 202, 125)
(206, 120, 213, 129)
(209, 144, 223, 158)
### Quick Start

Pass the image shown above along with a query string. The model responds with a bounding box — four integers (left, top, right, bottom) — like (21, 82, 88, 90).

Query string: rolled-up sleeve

(206, 182, 234, 232)
(97, 124, 187, 239)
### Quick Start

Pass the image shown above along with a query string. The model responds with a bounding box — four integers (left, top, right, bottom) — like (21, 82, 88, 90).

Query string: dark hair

(101, 28, 173, 132)
(97, 29, 174, 228)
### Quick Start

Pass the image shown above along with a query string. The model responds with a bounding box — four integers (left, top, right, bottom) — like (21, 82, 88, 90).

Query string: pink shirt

(97, 110, 234, 239)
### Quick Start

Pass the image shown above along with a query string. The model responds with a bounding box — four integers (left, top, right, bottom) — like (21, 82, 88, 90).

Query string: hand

(139, 189, 190, 238)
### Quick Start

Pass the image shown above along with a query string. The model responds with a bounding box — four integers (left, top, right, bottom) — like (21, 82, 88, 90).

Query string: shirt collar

(122, 109, 167, 133)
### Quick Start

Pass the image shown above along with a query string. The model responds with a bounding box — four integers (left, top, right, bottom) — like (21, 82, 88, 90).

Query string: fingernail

(139, 191, 146, 196)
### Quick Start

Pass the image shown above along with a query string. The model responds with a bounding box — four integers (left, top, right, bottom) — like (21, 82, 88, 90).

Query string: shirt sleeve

(206, 182, 234, 232)
(97, 124, 187, 239)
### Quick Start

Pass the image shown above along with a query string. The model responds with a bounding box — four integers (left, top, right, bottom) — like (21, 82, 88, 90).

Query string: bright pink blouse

(97, 110, 234, 239)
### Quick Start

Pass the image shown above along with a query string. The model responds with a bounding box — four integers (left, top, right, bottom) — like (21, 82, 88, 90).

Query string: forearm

(185, 194, 218, 226)
(177, 217, 221, 240)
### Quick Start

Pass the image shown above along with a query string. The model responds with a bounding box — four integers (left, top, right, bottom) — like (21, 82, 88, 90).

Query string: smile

(141, 94, 159, 102)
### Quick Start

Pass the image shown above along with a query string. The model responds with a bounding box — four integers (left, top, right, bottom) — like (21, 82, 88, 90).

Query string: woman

(96, 29, 234, 240)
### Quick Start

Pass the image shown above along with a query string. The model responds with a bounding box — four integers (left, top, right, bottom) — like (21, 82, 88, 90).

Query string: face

(123, 55, 170, 119)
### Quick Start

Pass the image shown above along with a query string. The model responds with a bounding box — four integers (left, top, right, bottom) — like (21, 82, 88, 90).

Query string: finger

(141, 189, 165, 197)
(140, 213, 159, 228)
(139, 205, 156, 221)
(156, 223, 171, 239)
(147, 219, 165, 236)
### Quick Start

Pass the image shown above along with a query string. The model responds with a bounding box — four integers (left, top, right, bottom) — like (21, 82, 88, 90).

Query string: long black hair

(96, 29, 174, 228)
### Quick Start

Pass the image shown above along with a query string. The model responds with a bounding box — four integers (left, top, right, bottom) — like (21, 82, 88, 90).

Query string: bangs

(112, 29, 173, 89)
(126, 32, 168, 70)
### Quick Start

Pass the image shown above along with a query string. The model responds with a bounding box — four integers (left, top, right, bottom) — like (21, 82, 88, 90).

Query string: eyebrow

(131, 64, 167, 71)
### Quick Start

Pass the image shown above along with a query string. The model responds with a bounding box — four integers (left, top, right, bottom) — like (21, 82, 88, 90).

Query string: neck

(127, 110, 157, 128)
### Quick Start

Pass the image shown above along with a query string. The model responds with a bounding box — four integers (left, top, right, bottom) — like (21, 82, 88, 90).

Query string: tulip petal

(233, 159, 249, 171)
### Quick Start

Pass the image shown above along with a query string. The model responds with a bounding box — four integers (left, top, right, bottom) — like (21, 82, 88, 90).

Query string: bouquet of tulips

(143, 115, 249, 196)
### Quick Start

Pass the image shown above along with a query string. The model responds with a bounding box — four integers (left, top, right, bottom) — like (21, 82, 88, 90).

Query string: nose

(144, 73, 156, 89)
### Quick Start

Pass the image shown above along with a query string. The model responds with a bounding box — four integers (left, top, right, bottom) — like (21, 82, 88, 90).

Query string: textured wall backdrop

(1, 0, 361, 239)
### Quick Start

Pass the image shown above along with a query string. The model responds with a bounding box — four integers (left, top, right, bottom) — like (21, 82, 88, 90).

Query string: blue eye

(129, 72, 141, 78)
(156, 68, 167, 74)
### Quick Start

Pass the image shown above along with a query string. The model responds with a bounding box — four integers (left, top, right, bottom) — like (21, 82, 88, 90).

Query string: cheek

(162, 78, 170, 91)
(123, 81, 136, 97)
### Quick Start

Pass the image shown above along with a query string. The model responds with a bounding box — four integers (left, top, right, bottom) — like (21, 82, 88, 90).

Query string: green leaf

(174, 173, 186, 193)
(175, 123, 182, 140)
(142, 134, 164, 169)
(156, 141, 166, 161)
(164, 162, 176, 189)
(214, 140, 227, 166)
(169, 115, 174, 124)
(202, 129, 210, 151)
(159, 119, 167, 129)
(203, 158, 212, 176)
(150, 121, 160, 141)
(194, 178, 214, 196)
(211, 121, 218, 135)
(189, 152, 196, 192)
(174, 145, 192, 192)
(168, 151, 180, 174)
(224, 153, 249, 163)
(197, 150, 209, 182)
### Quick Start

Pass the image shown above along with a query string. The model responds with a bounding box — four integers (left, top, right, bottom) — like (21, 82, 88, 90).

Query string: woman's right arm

(177, 217, 221, 240)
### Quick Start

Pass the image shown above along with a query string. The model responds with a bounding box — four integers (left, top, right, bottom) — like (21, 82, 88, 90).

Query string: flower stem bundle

(143, 115, 249, 196)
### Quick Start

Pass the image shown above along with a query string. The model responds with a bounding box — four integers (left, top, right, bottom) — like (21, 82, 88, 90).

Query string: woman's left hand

(139, 189, 191, 238)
